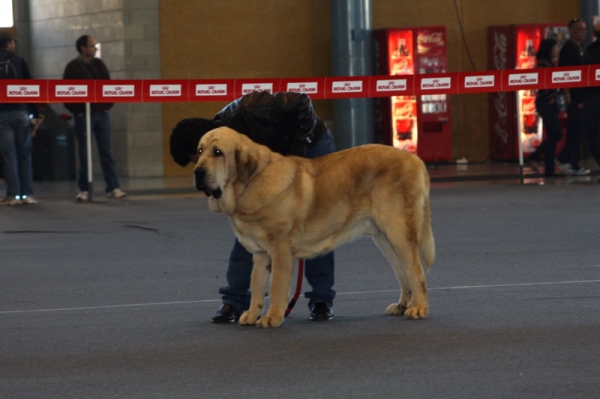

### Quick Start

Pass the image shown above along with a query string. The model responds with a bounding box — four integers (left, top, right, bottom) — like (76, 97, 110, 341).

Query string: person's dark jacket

(583, 39, 600, 96)
(0, 50, 39, 118)
(214, 91, 328, 157)
(536, 59, 560, 106)
(62, 57, 113, 115)
(559, 40, 583, 104)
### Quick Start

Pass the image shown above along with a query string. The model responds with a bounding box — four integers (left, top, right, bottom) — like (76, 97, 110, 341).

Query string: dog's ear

(235, 147, 258, 185)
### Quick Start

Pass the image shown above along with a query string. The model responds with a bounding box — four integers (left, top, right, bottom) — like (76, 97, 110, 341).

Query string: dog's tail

(419, 186, 436, 270)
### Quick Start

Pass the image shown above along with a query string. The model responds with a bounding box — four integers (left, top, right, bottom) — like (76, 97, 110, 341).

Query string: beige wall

(160, 0, 578, 176)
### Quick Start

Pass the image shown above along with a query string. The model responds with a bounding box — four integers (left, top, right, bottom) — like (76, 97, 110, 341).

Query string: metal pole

(85, 102, 93, 201)
(330, 0, 374, 150)
(516, 91, 525, 184)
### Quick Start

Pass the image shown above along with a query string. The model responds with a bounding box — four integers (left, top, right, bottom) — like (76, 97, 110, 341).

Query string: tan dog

(194, 127, 435, 328)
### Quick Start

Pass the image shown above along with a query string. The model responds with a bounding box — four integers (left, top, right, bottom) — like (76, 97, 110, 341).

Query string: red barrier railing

(1, 65, 598, 103)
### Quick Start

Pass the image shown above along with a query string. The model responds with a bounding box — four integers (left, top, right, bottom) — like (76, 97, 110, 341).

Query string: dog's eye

(213, 148, 223, 157)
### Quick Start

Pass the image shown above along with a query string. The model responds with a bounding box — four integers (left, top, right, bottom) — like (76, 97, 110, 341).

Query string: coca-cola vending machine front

(374, 26, 451, 162)
(489, 24, 569, 161)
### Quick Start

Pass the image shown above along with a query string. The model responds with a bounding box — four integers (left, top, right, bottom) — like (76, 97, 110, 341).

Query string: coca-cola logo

(493, 31, 507, 70)
(396, 102, 413, 118)
(521, 98, 536, 113)
(241, 83, 273, 94)
(7, 85, 40, 97)
(417, 32, 444, 54)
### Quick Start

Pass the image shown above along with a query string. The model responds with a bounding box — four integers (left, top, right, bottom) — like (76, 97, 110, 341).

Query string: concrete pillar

(330, 0, 374, 149)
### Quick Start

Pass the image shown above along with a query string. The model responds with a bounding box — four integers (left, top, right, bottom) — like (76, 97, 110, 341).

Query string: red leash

(285, 259, 304, 317)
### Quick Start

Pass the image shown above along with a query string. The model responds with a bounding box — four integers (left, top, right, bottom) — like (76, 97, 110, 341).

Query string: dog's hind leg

(373, 233, 411, 316)
(377, 220, 429, 319)
(239, 252, 271, 326)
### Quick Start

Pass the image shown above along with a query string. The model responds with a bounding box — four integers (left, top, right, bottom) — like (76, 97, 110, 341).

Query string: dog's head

(193, 127, 261, 214)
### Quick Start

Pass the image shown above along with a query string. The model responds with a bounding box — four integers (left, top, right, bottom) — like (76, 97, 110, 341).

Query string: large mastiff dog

(194, 127, 435, 328)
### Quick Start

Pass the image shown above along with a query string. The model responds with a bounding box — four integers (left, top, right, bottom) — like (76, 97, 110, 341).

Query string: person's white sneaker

(107, 188, 126, 199)
(21, 196, 38, 204)
(0, 196, 21, 206)
(75, 191, 89, 202)
(574, 167, 591, 176)
(555, 159, 574, 175)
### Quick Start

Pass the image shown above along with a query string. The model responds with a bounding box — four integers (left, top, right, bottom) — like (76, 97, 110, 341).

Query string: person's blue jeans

(220, 132, 337, 313)
(74, 111, 120, 193)
(0, 110, 33, 198)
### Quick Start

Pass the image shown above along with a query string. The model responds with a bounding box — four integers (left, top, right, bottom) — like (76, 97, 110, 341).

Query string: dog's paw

(256, 313, 284, 328)
(385, 303, 408, 316)
(239, 311, 259, 326)
(404, 306, 428, 320)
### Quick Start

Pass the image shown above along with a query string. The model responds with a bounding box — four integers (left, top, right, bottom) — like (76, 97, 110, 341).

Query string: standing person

(527, 39, 562, 177)
(62, 35, 125, 202)
(555, 18, 591, 176)
(0, 32, 42, 206)
(170, 91, 336, 323)
(582, 21, 600, 183)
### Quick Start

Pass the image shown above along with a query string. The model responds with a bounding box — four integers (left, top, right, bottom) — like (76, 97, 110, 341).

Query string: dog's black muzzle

(194, 168, 222, 198)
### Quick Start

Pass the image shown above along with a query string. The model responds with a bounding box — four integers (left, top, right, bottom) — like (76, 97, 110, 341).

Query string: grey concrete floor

(1, 179, 599, 398)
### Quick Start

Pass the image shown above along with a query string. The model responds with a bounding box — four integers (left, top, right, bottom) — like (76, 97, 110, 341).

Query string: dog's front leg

(239, 253, 271, 326)
(256, 248, 294, 328)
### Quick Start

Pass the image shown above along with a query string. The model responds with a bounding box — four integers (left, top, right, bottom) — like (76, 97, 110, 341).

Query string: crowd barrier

(1, 65, 599, 103)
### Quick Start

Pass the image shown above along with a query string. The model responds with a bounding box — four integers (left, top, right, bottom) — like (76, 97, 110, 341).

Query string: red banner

(1, 65, 598, 103)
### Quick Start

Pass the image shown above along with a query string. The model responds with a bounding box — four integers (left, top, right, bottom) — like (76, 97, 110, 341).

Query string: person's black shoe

(310, 302, 334, 321)
(211, 304, 240, 323)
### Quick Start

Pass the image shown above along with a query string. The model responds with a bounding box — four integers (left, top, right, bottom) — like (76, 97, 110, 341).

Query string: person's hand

(30, 118, 42, 137)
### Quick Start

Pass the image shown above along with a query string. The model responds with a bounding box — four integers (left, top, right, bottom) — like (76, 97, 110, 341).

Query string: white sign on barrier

(286, 82, 319, 94)
(421, 77, 451, 90)
(149, 84, 182, 97)
(55, 85, 88, 97)
(508, 73, 538, 86)
(195, 84, 227, 96)
(464, 75, 495, 88)
(103, 85, 135, 97)
(551, 70, 581, 83)
(241, 83, 273, 94)
(375, 79, 407, 92)
(331, 81, 363, 92)
(7, 85, 40, 97)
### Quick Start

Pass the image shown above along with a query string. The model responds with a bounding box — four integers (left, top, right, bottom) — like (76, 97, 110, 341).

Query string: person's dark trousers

(74, 111, 120, 193)
(556, 102, 584, 169)
(531, 99, 562, 175)
(582, 93, 600, 166)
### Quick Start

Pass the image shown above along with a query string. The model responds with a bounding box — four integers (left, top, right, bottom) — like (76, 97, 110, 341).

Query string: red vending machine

(488, 24, 569, 161)
(374, 26, 451, 162)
